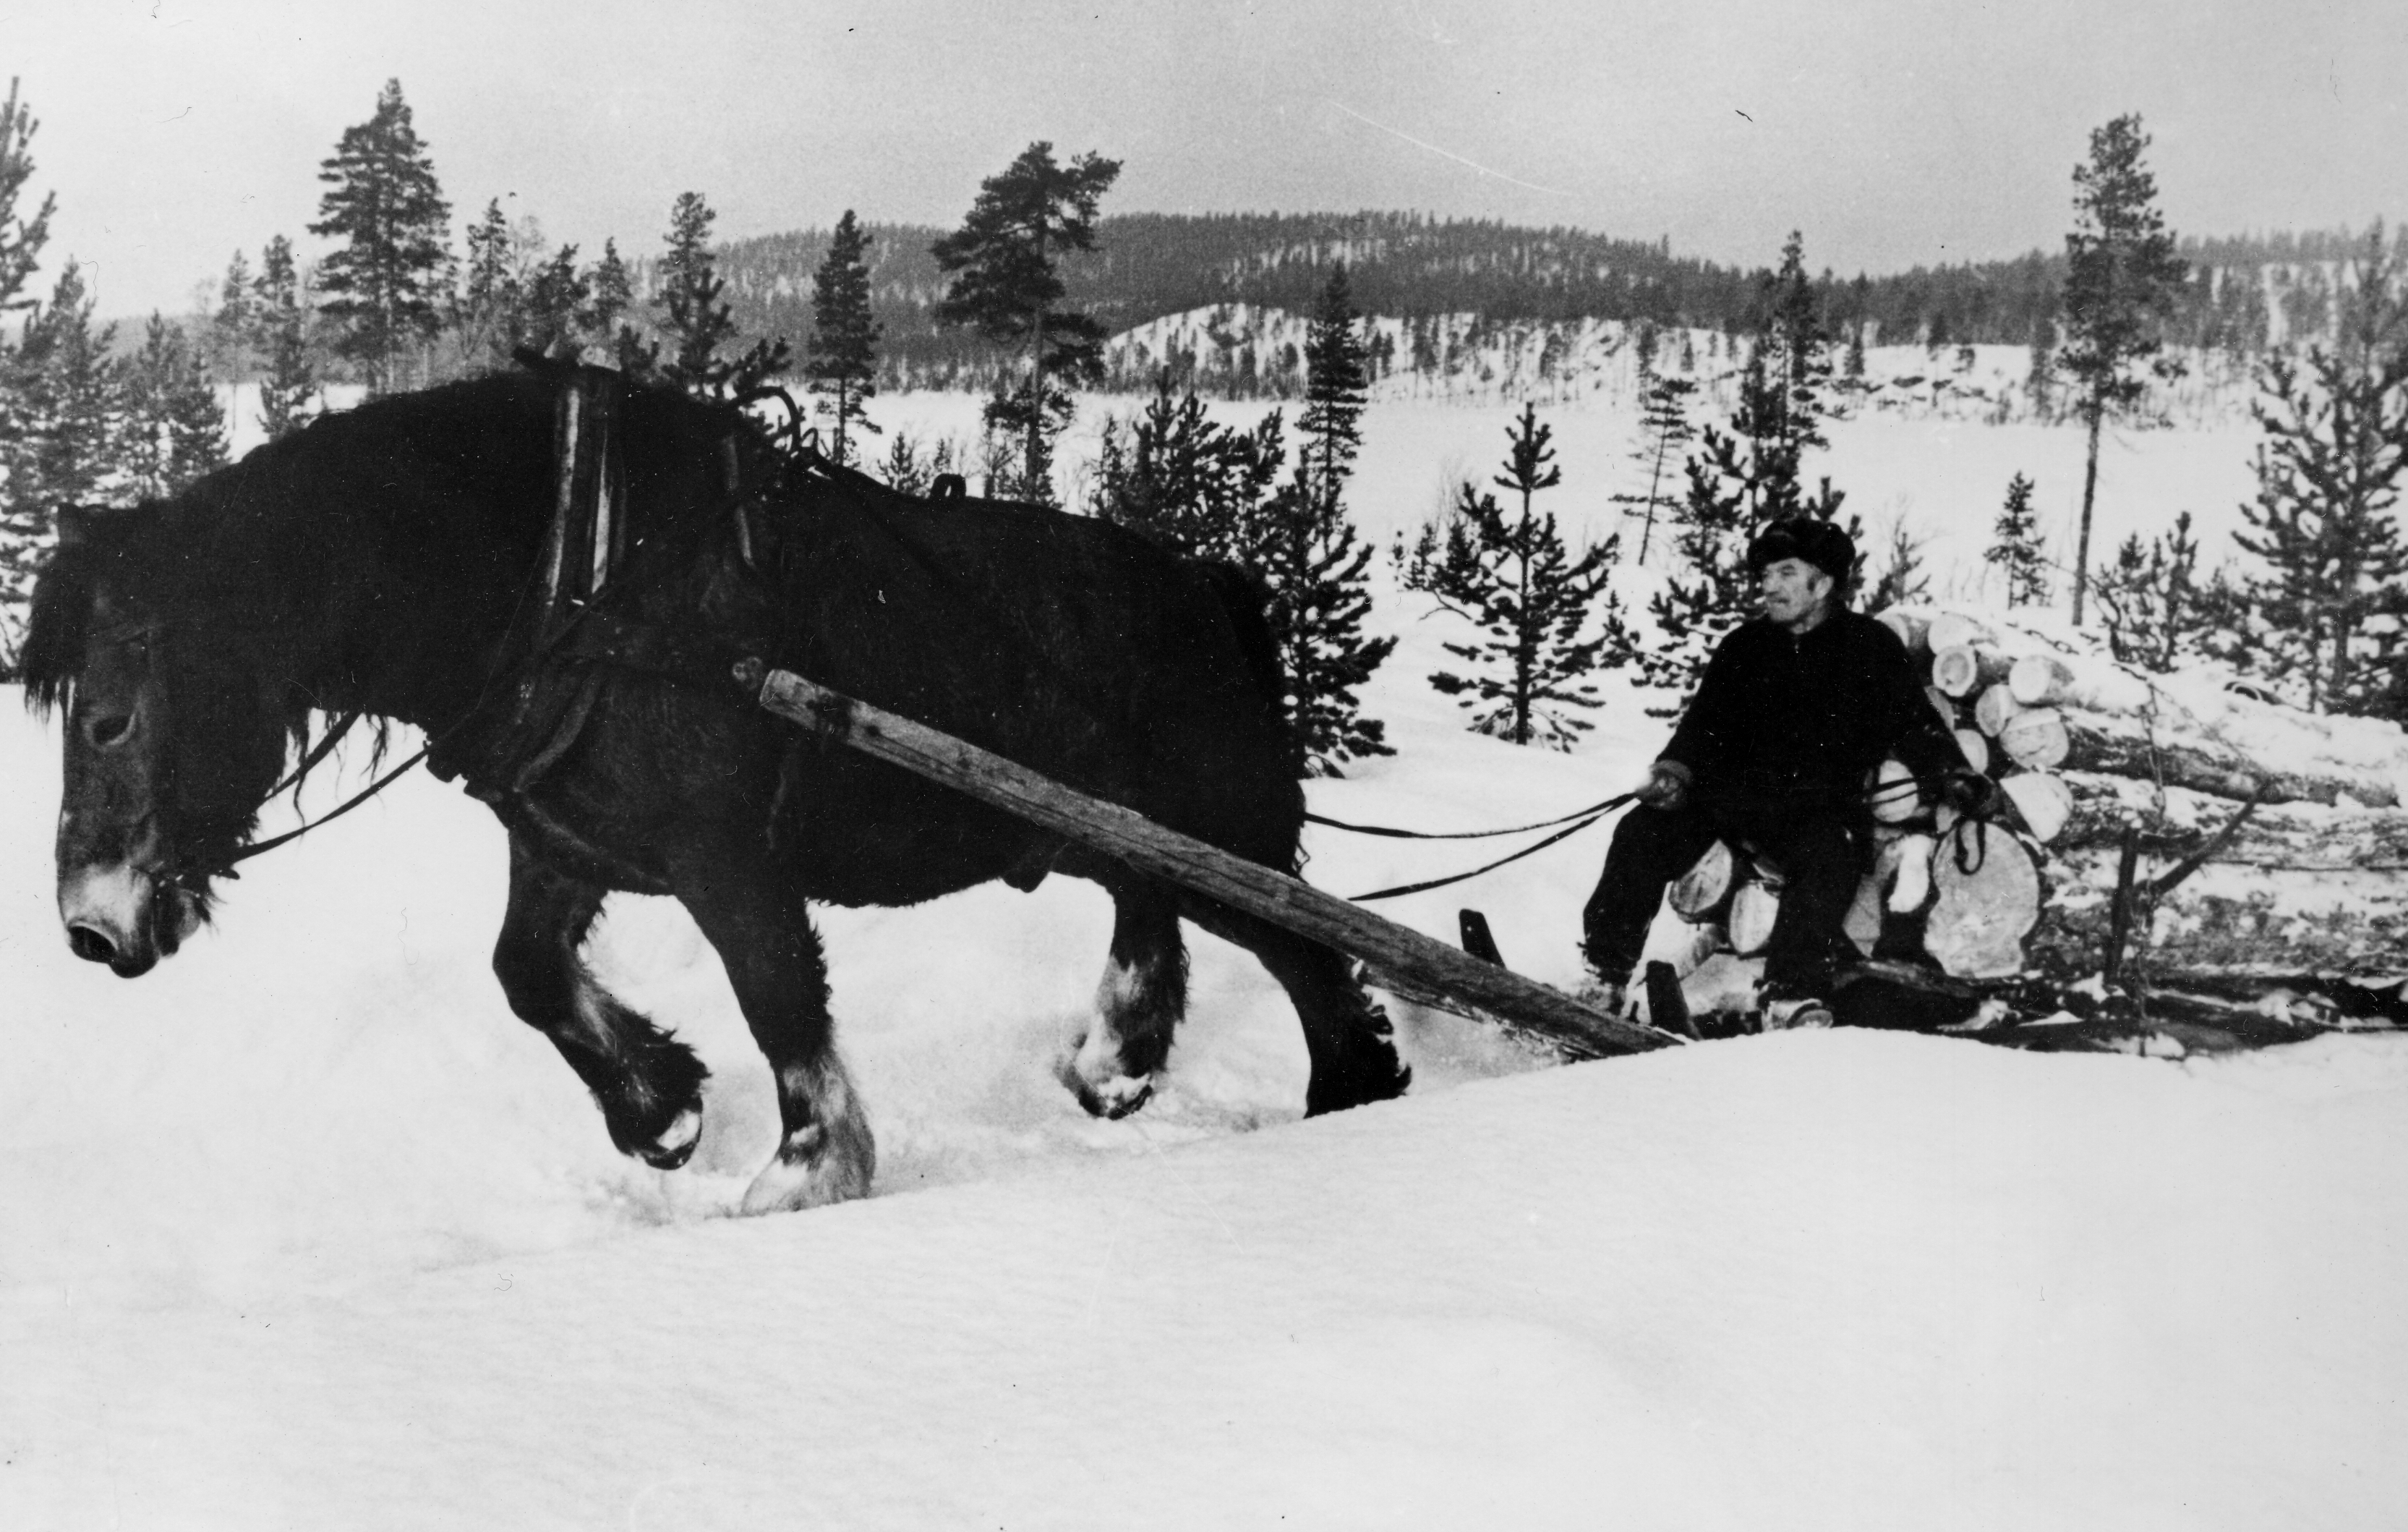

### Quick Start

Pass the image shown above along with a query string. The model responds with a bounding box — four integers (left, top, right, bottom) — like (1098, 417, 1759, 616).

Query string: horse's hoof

(737, 1122, 875, 1214)
(638, 1107, 704, 1170)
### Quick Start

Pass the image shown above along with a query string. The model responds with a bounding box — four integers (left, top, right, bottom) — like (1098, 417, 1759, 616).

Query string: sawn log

(751, 669, 1670, 1060)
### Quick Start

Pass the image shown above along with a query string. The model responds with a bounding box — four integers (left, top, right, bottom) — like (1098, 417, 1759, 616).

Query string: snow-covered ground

(6, 386, 2401, 1528)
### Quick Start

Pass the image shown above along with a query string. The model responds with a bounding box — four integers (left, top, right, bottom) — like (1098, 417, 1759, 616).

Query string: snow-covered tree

(1986, 471, 2052, 608)
(1406, 404, 1626, 747)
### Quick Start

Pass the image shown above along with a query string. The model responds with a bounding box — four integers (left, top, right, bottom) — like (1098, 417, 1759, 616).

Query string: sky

(4, 0, 2404, 320)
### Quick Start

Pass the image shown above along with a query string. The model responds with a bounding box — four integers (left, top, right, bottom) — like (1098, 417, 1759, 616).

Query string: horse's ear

(55, 503, 99, 548)
(931, 474, 968, 503)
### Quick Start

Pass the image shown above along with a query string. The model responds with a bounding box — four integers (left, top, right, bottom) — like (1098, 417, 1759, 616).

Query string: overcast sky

(7, 0, 2404, 319)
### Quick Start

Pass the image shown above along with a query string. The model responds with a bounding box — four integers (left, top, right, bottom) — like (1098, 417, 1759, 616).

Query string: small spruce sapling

(1986, 472, 2052, 607)
(1408, 404, 1625, 747)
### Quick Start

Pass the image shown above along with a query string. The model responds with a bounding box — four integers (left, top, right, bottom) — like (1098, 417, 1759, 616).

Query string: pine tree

(805, 210, 882, 467)
(652, 191, 790, 401)
(2092, 512, 2233, 675)
(251, 234, 320, 443)
(2231, 226, 2408, 713)
(931, 142, 1120, 503)
(121, 314, 227, 499)
(1609, 365, 1694, 562)
(1408, 404, 1626, 746)
(2060, 114, 2187, 625)
(1090, 375, 1284, 567)
(0, 78, 54, 316)
(1986, 471, 2052, 607)
(309, 79, 452, 393)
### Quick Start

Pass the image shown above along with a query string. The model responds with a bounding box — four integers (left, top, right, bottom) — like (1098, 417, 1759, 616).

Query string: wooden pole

(752, 669, 1671, 1060)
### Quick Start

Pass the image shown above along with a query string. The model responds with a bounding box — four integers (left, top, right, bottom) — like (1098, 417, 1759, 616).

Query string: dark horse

(23, 365, 1409, 1213)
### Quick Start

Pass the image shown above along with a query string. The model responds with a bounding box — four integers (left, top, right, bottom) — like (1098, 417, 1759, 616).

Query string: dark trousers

(1580, 802, 1867, 992)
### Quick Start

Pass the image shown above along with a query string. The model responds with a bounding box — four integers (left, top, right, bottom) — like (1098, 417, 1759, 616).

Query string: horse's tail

(1197, 559, 1285, 731)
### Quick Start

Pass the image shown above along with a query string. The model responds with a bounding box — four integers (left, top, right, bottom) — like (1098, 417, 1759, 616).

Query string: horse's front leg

(492, 834, 709, 1168)
(665, 835, 874, 1214)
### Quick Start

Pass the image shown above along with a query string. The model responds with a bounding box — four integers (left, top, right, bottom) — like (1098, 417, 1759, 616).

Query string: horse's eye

(86, 710, 135, 748)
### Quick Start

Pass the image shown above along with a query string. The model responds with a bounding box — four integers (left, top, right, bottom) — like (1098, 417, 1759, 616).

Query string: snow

(7, 386, 2407, 1528)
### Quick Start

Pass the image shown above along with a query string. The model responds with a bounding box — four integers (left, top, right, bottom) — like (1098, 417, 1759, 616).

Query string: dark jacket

(1660, 610, 1960, 825)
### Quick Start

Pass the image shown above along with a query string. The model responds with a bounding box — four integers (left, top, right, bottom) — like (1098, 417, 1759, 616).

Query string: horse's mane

(26, 367, 769, 802)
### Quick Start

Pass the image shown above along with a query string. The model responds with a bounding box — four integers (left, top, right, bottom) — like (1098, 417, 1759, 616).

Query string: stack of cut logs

(1655, 605, 2408, 1002)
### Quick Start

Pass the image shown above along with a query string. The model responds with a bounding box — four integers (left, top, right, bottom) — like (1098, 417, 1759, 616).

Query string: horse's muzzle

(58, 862, 183, 977)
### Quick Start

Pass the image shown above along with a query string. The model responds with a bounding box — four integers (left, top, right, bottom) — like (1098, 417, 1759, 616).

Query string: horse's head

(24, 501, 301, 976)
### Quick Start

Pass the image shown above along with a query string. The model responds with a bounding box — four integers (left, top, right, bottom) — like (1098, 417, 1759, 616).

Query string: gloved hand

(1634, 760, 1692, 812)
(1938, 771, 1998, 818)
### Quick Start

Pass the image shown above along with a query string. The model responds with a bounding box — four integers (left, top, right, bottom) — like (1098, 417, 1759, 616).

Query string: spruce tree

(210, 249, 257, 377)
(251, 234, 320, 443)
(309, 79, 452, 393)
(452, 197, 521, 372)
(520, 243, 589, 357)
(805, 210, 882, 467)
(584, 237, 633, 345)
(1251, 462, 1396, 777)
(2060, 114, 2187, 624)
(0, 262, 118, 666)
(1986, 471, 2052, 607)
(1242, 261, 1393, 775)
(2231, 226, 2408, 712)
(1409, 404, 1626, 747)
(122, 314, 228, 499)
(930, 142, 1120, 503)
(1298, 263, 1370, 514)
(652, 191, 790, 401)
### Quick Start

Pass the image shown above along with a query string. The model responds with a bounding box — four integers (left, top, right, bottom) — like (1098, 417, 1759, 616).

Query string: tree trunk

(2073, 404, 2103, 626)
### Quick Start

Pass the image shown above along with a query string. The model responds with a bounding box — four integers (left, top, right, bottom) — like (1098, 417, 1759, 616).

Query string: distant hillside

(685, 212, 2367, 395)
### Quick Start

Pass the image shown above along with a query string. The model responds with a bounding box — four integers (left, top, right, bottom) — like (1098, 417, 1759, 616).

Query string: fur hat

(1745, 516, 1856, 583)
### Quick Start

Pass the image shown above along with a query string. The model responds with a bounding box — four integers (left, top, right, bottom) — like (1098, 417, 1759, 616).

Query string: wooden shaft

(754, 670, 1670, 1059)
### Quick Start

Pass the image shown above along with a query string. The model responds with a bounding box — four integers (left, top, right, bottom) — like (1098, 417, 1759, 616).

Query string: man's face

(1757, 557, 1835, 630)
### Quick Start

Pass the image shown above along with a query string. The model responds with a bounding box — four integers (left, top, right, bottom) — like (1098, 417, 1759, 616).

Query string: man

(1579, 516, 1976, 1028)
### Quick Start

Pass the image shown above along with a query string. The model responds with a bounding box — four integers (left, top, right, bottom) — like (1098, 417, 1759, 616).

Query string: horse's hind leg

(492, 837, 709, 1168)
(1062, 877, 1187, 1120)
(1179, 895, 1411, 1116)
(665, 838, 874, 1214)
